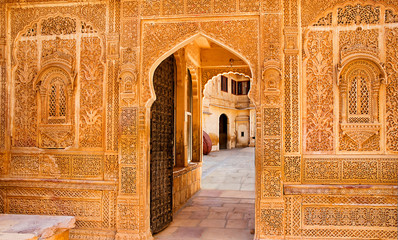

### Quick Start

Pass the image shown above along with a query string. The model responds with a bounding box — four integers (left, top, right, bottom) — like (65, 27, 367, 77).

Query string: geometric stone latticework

(260, 208, 284, 236)
(284, 54, 299, 153)
(303, 206, 397, 227)
(304, 158, 398, 184)
(263, 139, 281, 167)
(339, 29, 379, 59)
(263, 108, 280, 136)
(262, 169, 281, 197)
(284, 156, 301, 183)
(284, 196, 301, 237)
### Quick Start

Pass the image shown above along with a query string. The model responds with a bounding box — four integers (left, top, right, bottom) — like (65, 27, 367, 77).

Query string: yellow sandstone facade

(0, 0, 397, 239)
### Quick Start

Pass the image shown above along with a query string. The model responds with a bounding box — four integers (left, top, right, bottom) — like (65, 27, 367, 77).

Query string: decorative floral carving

(239, 0, 259, 12)
(214, 0, 236, 13)
(117, 201, 139, 230)
(122, 1, 139, 18)
(304, 158, 398, 183)
(337, 4, 380, 25)
(120, 166, 137, 194)
(13, 40, 38, 147)
(385, 9, 398, 23)
(263, 14, 282, 62)
(187, 0, 211, 14)
(305, 31, 333, 152)
(41, 16, 76, 35)
(10, 4, 106, 39)
(386, 28, 398, 152)
(260, 208, 284, 235)
(339, 29, 379, 59)
(262, 0, 280, 12)
(263, 139, 281, 166)
(263, 108, 281, 136)
(79, 37, 104, 148)
(304, 206, 397, 227)
(302, 0, 398, 26)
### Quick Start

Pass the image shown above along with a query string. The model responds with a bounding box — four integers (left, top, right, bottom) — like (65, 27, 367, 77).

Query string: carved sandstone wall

(0, 0, 396, 240)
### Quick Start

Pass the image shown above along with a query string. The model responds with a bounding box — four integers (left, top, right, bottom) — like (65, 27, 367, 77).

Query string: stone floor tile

(225, 219, 249, 229)
(201, 228, 253, 240)
(240, 199, 255, 204)
(209, 206, 235, 212)
(190, 211, 210, 219)
(196, 189, 222, 197)
(174, 211, 191, 219)
(240, 183, 255, 191)
(171, 219, 201, 227)
(219, 190, 255, 198)
(199, 219, 227, 228)
(227, 212, 244, 220)
(217, 183, 241, 190)
(181, 206, 209, 212)
(164, 227, 204, 239)
(201, 183, 220, 189)
(207, 211, 227, 219)
(153, 226, 179, 237)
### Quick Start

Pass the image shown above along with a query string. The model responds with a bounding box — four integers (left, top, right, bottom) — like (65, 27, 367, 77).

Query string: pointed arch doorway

(147, 34, 256, 239)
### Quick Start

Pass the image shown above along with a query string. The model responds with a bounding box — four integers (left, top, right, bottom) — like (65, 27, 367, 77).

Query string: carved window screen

(348, 72, 371, 123)
(48, 77, 67, 124)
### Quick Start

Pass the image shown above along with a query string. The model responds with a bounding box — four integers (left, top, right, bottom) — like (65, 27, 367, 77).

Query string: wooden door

(150, 55, 175, 234)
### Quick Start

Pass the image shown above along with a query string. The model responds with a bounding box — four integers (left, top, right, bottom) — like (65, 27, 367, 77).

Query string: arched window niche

(35, 65, 75, 148)
(338, 58, 386, 151)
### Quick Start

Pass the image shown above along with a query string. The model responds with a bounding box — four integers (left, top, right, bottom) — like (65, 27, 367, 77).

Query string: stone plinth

(0, 214, 75, 240)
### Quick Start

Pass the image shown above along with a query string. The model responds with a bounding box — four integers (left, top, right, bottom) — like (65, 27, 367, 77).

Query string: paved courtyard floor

(155, 147, 255, 240)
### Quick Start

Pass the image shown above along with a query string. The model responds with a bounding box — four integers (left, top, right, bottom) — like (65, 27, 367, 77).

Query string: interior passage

(155, 147, 255, 240)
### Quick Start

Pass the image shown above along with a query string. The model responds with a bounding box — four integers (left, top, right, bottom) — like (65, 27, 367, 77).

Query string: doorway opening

(219, 114, 228, 149)
(149, 35, 255, 239)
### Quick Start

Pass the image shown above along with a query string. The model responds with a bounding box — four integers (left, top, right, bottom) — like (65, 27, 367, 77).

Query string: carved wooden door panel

(150, 55, 175, 234)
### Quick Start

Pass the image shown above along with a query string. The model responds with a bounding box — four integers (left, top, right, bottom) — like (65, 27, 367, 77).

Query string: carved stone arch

(142, 25, 259, 107)
(338, 57, 386, 87)
(34, 65, 74, 92)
